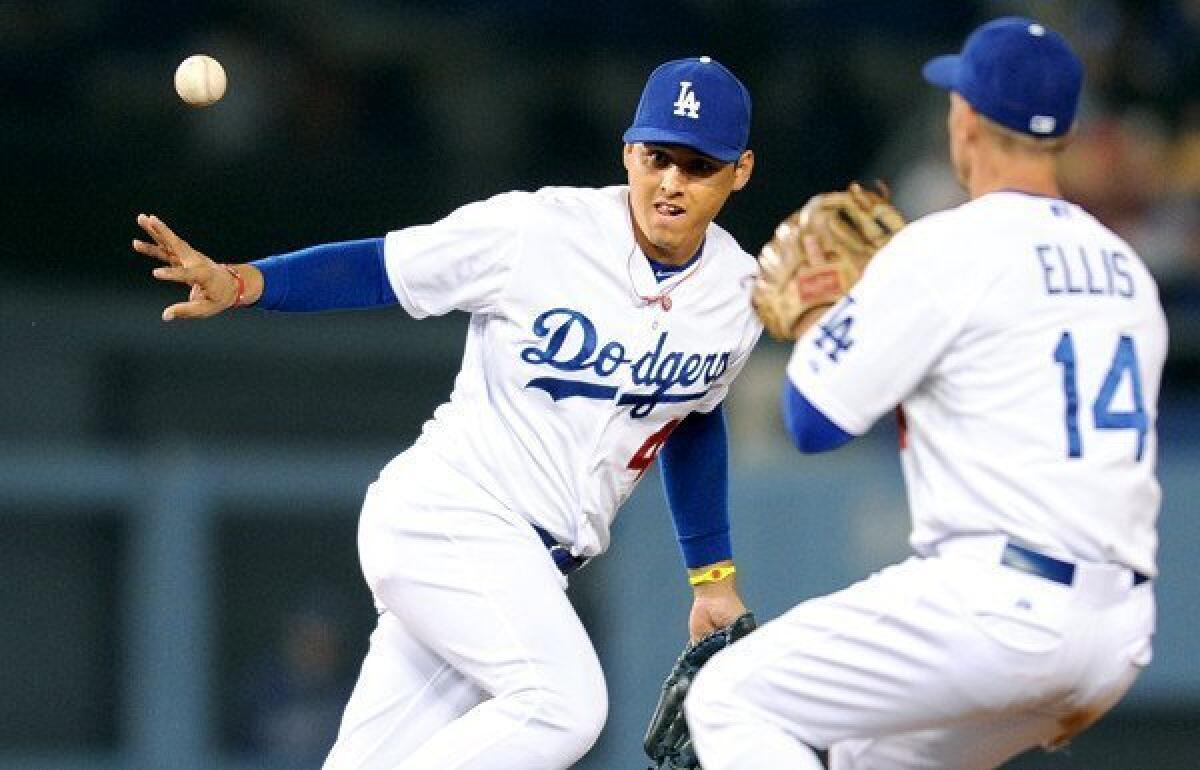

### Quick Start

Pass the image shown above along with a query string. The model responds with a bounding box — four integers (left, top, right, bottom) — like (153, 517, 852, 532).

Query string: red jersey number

(627, 419, 681, 481)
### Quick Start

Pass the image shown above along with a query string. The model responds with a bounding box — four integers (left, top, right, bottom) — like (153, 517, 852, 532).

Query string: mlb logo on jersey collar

(623, 56, 752, 163)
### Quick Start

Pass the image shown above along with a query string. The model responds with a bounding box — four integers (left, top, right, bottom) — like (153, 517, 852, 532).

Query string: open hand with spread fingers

(133, 213, 253, 321)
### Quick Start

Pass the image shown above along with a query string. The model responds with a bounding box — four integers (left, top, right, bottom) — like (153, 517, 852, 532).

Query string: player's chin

(646, 230, 687, 258)
(648, 214, 698, 244)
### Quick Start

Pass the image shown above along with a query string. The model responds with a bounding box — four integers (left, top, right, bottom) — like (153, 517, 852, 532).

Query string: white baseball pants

(322, 447, 607, 770)
(686, 534, 1154, 770)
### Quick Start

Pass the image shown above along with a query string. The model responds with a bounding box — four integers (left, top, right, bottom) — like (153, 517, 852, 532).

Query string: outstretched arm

(134, 213, 397, 320)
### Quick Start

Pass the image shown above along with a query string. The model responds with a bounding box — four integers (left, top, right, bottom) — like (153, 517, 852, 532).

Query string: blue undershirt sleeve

(781, 379, 855, 453)
(658, 404, 732, 568)
(251, 237, 398, 311)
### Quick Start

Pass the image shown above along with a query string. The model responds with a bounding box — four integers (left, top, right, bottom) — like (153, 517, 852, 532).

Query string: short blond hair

(979, 114, 1071, 154)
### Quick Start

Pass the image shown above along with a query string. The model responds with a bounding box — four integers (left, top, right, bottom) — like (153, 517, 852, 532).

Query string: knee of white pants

(505, 675, 608, 763)
(686, 658, 827, 770)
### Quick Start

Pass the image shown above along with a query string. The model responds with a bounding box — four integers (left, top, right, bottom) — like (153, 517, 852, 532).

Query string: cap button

(699, 55, 712, 63)
(1029, 23, 1045, 36)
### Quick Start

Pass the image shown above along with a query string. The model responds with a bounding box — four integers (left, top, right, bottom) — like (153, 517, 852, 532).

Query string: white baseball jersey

(380, 185, 762, 557)
(788, 190, 1168, 575)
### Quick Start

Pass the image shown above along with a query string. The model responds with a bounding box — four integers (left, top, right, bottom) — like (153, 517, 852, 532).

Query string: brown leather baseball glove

(753, 182, 906, 340)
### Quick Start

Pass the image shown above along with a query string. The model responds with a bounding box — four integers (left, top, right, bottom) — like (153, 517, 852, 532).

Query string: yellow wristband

(688, 564, 737, 586)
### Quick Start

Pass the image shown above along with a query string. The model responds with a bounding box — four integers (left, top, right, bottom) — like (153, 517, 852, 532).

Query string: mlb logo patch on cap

(624, 56, 752, 163)
(922, 17, 1084, 139)
(1029, 115, 1057, 135)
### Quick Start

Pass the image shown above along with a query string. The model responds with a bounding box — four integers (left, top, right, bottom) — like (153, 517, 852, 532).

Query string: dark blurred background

(1, 1, 1198, 769)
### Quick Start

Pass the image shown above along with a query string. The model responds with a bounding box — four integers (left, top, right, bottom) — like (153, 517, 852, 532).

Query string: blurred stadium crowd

(2, 0, 1197, 313)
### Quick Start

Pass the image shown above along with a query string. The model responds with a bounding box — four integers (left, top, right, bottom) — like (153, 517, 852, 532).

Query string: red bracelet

(221, 264, 246, 307)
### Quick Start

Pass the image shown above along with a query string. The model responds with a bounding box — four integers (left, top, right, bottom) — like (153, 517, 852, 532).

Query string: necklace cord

(625, 242, 705, 312)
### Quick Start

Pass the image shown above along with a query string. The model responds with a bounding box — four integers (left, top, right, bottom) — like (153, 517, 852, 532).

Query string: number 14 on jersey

(1054, 331, 1148, 461)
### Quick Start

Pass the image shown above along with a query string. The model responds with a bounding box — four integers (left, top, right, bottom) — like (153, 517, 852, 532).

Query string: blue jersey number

(1054, 331, 1147, 461)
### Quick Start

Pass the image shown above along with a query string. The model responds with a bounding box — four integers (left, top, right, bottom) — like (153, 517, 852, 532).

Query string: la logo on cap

(672, 55, 712, 119)
(673, 82, 701, 118)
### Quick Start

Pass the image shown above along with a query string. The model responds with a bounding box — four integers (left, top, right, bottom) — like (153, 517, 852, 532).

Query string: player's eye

(684, 159, 722, 177)
(646, 149, 671, 168)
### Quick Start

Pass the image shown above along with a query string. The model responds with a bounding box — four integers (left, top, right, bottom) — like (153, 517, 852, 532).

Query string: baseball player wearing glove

(135, 56, 761, 770)
(686, 18, 1165, 770)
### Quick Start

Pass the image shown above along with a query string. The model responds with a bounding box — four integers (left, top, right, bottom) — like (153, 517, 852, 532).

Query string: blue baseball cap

(923, 17, 1083, 138)
(623, 56, 751, 163)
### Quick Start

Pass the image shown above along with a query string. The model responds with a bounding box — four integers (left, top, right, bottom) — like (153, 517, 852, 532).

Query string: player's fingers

(137, 213, 181, 247)
(162, 298, 221, 322)
(138, 213, 201, 265)
(136, 214, 182, 262)
(136, 213, 169, 245)
(132, 238, 177, 264)
(151, 265, 206, 286)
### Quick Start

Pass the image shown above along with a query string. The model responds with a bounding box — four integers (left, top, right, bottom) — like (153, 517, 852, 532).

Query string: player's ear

(623, 143, 637, 173)
(951, 93, 980, 143)
(731, 150, 754, 192)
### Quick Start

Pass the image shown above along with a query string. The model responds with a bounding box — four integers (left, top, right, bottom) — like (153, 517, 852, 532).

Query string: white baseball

(174, 54, 227, 107)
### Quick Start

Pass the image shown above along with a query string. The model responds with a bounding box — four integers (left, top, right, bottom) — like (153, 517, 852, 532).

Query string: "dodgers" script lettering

(520, 308, 730, 417)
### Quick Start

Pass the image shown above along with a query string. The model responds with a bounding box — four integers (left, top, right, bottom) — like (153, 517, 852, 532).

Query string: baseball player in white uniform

(134, 56, 761, 769)
(686, 18, 1167, 770)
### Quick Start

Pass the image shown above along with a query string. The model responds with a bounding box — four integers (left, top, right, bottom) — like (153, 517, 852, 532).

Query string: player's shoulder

(513, 185, 626, 234)
(869, 204, 958, 266)
(884, 192, 1065, 256)
(459, 185, 620, 218)
(866, 195, 1012, 289)
(528, 184, 625, 214)
(1066, 201, 1165, 304)
(894, 196, 983, 241)
(1062, 200, 1140, 254)
(440, 189, 542, 230)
